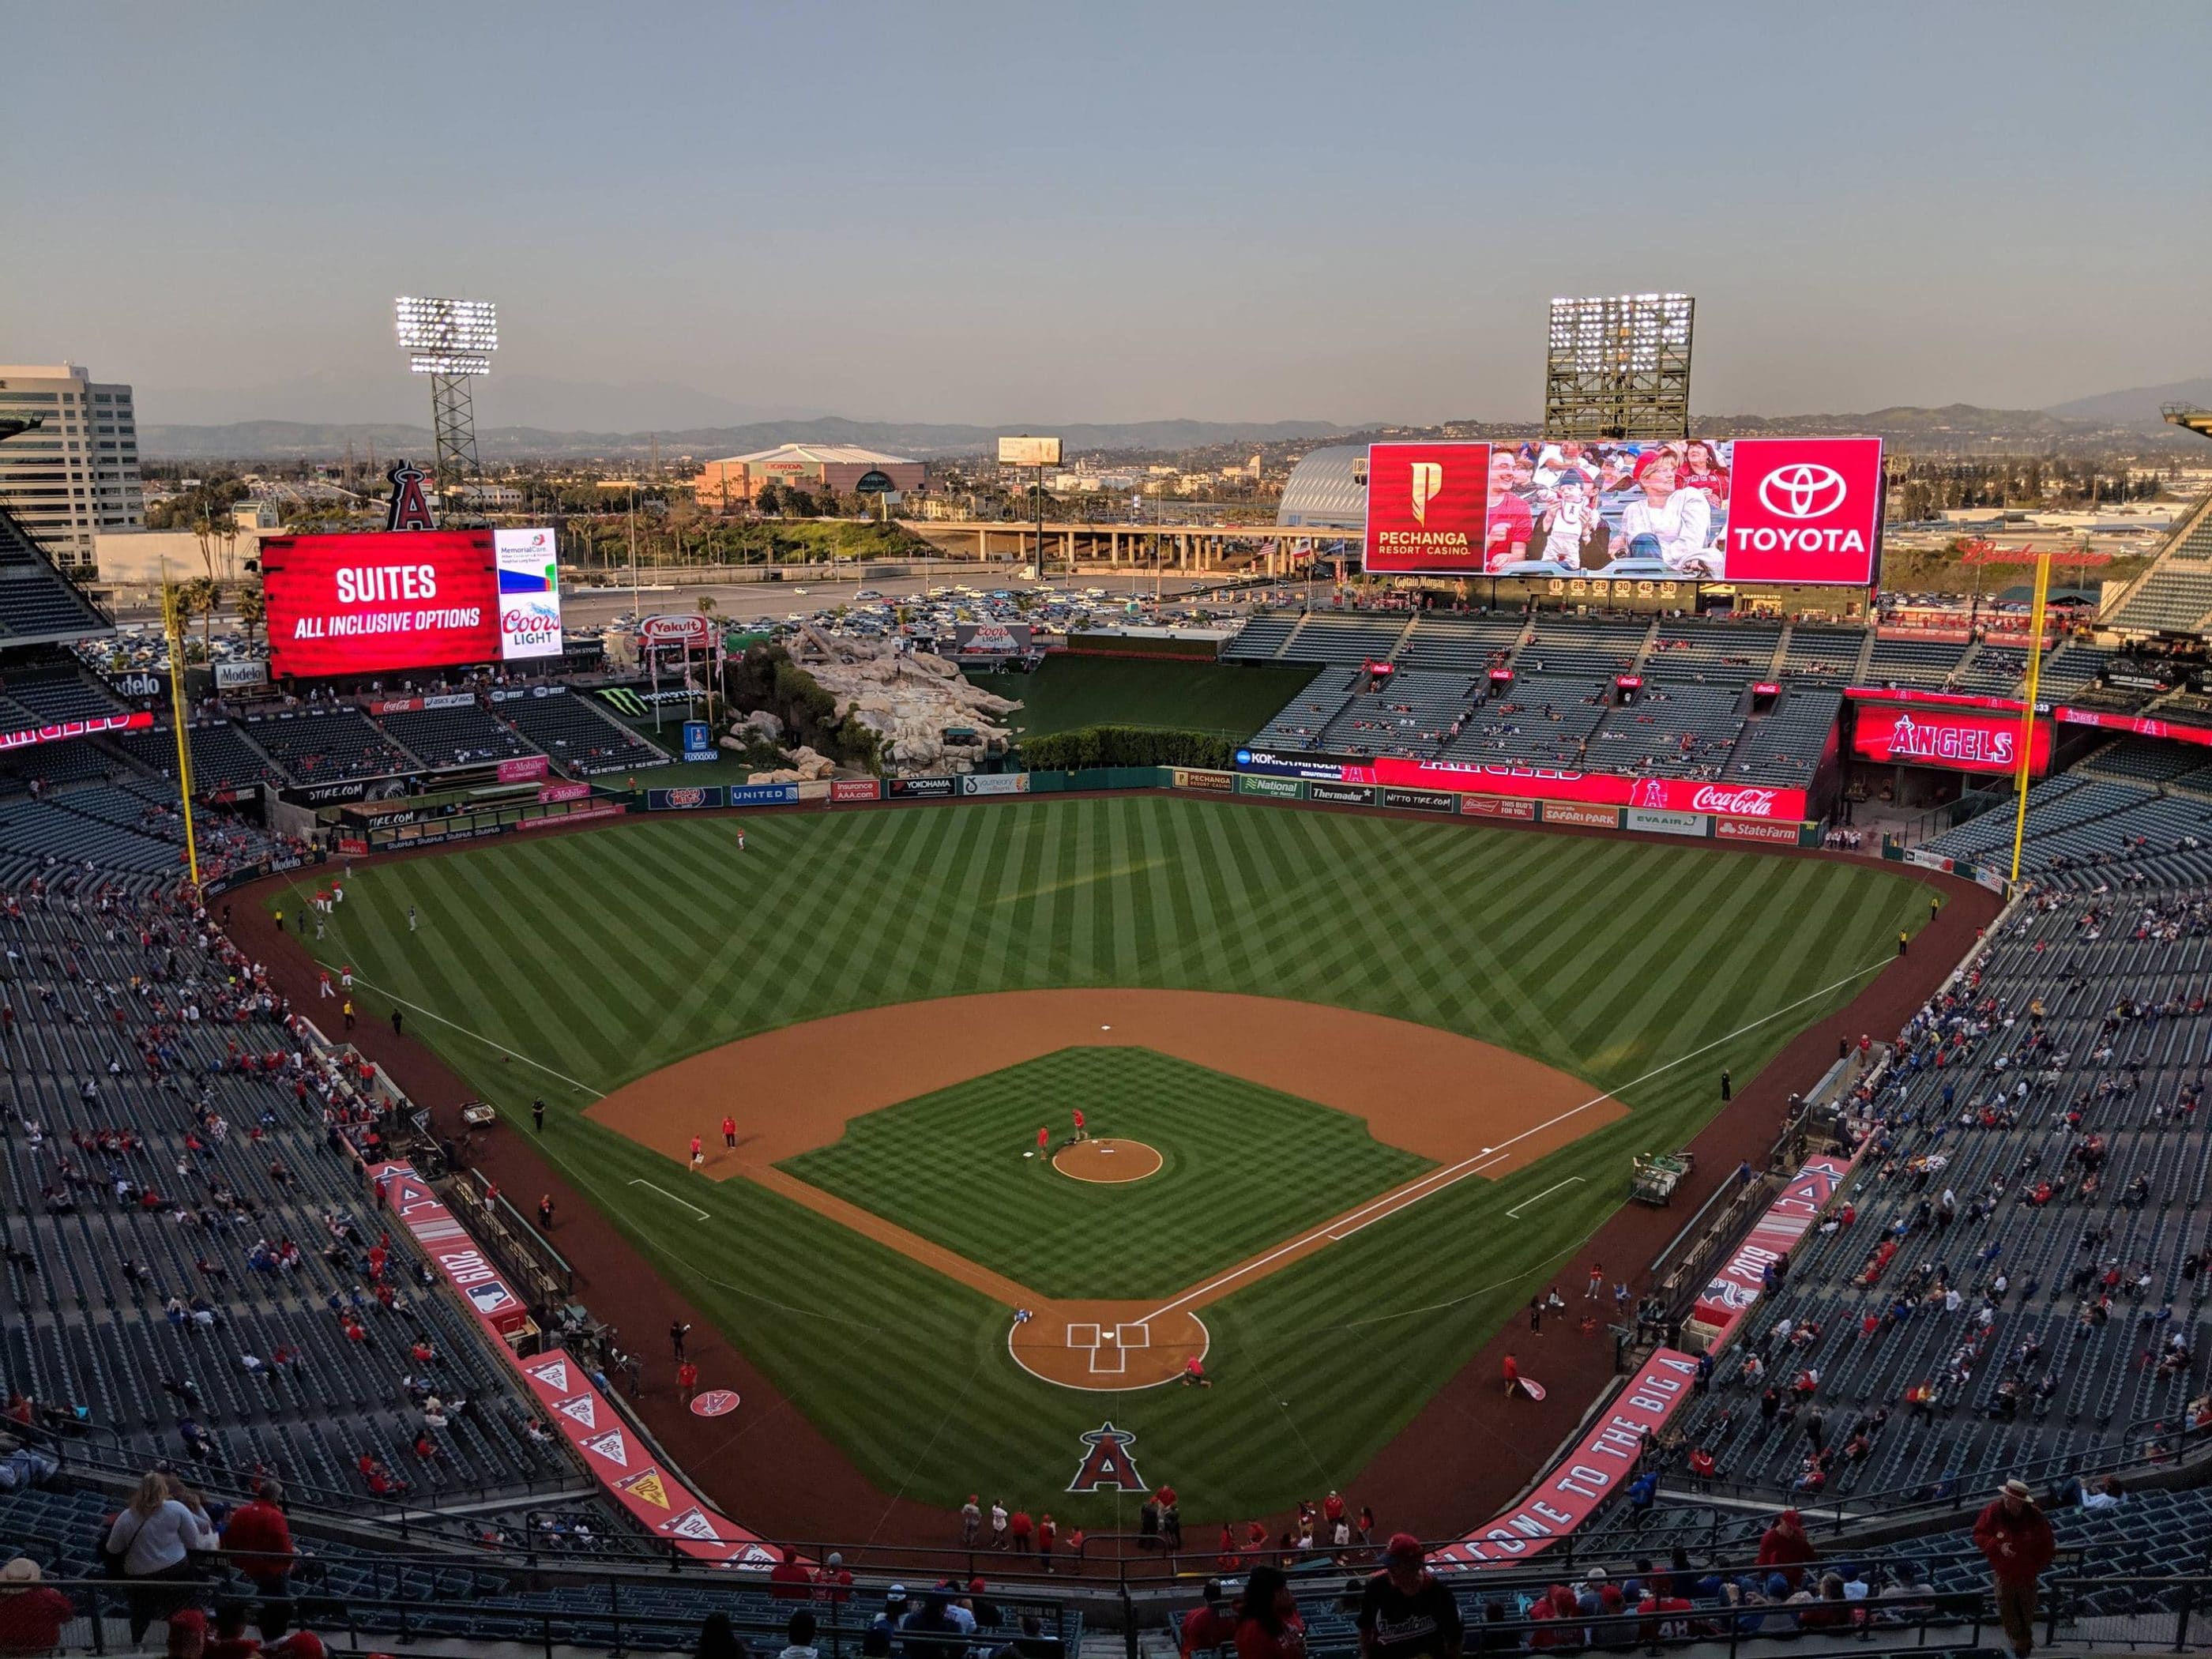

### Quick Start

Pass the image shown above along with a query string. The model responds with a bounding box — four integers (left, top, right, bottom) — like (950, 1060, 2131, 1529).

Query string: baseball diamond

(269, 792, 1938, 1529)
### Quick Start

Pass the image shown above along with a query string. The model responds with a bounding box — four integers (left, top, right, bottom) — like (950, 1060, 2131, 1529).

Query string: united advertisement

(1363, 436, 1883, 585)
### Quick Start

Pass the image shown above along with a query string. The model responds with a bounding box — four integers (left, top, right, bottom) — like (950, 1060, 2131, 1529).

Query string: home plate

(1023, 1152, 1035, 1159)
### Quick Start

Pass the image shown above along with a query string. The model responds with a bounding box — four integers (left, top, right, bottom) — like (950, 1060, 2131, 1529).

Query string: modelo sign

(1362, 435, 1883, 585)
(1853, 705, 2051, 777)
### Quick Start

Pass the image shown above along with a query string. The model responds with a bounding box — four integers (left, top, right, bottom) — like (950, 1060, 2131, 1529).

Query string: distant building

(691, 443, 924, 506)
(0, 363, 143, 570)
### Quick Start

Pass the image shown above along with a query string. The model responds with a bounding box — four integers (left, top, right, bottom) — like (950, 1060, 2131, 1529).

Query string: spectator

(696, 1612, 750, 1659)
(105, 1472, 217, 1643)
(1356, 1533, 1463, 1659)
(1755, 1507, 1817, 1589)
(0, 1556, 75, 1657)
(778, 1610, 819, 1659)
(1235, 1566, 1307, 1659)
(1973, 1479, 2056, 1659)
(991, 1612, 1063, 1659)
(769, 1547, 812, 1600)
(220, 1480, 295, 1635)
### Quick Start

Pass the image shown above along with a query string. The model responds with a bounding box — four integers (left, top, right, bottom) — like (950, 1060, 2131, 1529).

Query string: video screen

(1364, 435, 1883, 585)
(262, 529, 562, 678)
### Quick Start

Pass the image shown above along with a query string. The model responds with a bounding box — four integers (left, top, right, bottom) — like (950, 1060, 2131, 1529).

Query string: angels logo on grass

(581, 1428, 633, 1468)
(1066, 1421, 1148, 1493)
(525, 1357, 571, 1393)
(617, 1466, 672, 1510)
(660, 1507, 724, 1543)
(552, 1392, 598, 1429)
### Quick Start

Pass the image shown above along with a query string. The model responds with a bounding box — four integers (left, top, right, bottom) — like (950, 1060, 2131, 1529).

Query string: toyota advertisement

(1853, 705, 2052, 777)
(1363, 435, 1883, 585)
(262, 529, 564, 678)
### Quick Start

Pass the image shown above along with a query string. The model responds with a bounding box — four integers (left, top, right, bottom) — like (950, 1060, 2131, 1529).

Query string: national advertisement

(830, 778, 881, 803)
(1459, 795, 1537, 821)
(497, 754, 550, 783)
(1714, 815, 1804, 845)
(1236, 774, 1304, 799)
(1307, 780, 1377, 807)
(1233, 747, 1380, 783)
(1379, 785, 1454, 813)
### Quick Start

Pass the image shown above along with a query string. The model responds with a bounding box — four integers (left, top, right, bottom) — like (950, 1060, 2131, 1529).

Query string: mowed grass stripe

(322, 795, 1932, 1521)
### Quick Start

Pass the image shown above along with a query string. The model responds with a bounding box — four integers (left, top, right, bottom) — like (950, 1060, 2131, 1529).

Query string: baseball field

(282, 794, 1928, 1530)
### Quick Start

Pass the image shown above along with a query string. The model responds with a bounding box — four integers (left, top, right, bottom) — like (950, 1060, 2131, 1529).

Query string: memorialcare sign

(1431, 1350, 1700, 1568)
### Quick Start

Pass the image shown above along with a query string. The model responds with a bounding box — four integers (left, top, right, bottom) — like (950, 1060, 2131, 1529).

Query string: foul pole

(2007, 549, 2053, 885)
(160, 565, 202, 890)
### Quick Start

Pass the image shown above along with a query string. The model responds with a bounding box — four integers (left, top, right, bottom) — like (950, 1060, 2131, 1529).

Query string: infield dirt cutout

(588, 988, 1626, 1390)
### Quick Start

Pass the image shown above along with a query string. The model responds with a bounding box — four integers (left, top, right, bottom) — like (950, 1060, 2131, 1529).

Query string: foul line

(314, 960, 606, 1100)
(1134, 957, 1890, 1328)
(627, 1178, 709, 1220)
(1506, 1176, 1586, 1218)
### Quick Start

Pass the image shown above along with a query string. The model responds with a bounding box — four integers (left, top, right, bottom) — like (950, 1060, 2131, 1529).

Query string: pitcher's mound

(1052, 1138, 1163, 1183)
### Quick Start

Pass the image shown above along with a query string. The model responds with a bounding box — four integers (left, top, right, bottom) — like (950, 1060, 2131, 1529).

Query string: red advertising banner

(1432, 1349, 1701, 1568)
(1461, 795, 1537, 820)
(1715, 815, 1803, 845)
(1364, 443, 1499, 574)
(1853, 705, 2051, 777)
(497, 754, 551, 783)
(1721, 438, 1885, 585)
(1541, 799, 1621, 830)
(537, 781, 592, 803)
(1369, 756, 1808, 820)
(2056, 706, 2212, 747)
(1692, 1153, 1860, 1335)
(262, 531, 500, 677)
(830, 778, 882, 802)
(0, 710, 153, 752)
(1845, 686, 2030, 715)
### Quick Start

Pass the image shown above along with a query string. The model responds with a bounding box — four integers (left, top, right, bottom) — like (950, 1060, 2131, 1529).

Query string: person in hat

(0, 1556, 76, 1655)
(1973, 1479, 2055, 1659)
(1180, 1580, 1237, 1659)
(1357, 1533, 1462, 1659)
(1755, 1507, 1816, 1589)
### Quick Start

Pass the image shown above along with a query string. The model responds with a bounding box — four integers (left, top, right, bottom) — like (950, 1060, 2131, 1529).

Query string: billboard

(1853, 705, 2051, 777)
(1232, 749, 1809, 819)
(494, 528, 563, 659)
(998, 435, 1062, 467)
(261, 529, 563, 677)
(1363, 436, 1883, 585)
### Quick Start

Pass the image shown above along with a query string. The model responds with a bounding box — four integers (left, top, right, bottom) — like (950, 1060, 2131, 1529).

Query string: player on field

(689, 1134, 705, 1172)
(1072, 1108, 1088, 1143)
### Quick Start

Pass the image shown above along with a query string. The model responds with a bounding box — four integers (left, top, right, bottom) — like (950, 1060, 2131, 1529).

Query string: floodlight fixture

(394, 296, 498, 377)
(1542, 292, 1695, 441)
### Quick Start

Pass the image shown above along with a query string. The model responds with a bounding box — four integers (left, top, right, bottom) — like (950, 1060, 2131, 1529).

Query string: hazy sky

(6, 0, 2208, 430)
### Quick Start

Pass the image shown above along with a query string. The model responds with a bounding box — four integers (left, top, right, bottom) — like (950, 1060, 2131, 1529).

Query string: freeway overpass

(898, 519, 1344, 576)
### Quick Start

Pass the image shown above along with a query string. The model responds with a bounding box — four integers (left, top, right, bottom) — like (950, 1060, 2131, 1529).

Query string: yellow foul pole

(160, 566, 201, 891)
(2007, 549, 2053, 885)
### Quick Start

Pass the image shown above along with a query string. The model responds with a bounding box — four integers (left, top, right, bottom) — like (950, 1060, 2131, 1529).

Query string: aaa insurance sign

(1722, 438, 1885, 585)
(1364, 442, 1494, 574)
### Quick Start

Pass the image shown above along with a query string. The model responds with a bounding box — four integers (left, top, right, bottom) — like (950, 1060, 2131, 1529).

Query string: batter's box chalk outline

(1115, 1322, 1149, 1350)
(1089, 1343, 1127, 1375)
(1066, 1322, 1102, 1349)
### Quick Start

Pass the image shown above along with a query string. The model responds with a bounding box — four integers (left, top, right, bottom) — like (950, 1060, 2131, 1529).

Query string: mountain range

(135, 379, 2211, 465)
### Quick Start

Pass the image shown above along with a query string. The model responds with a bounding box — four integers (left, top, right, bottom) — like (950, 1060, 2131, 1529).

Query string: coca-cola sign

(1370, 756, 1807, 820)
(1689, 786, 1780, 816)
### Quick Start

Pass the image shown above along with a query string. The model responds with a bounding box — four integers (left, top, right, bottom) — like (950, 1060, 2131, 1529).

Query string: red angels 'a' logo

(1066, 1421, 1148, 1493)
(385, 461, 437, 531)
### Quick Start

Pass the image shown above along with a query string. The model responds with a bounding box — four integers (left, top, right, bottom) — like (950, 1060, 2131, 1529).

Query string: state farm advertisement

(1364, 442, 1496, 574)
(1722, 438, 1885, 586)
(262, 531, 500, 677)
(1853, 705, 2051, 777)
(1364, 435, 1883, 584)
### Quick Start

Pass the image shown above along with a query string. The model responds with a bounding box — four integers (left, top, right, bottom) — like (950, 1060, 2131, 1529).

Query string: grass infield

(290, 794, 1926, 1525)
(780, 1046, 1434, 1300)
(968, 653, 1319, 740)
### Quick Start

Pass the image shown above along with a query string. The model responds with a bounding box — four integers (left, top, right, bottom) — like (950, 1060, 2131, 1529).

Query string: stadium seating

(1515, 615, 1653, 679)
(1271, 611, 1418, 666)
(374, 702, 536, 768)
(1863, 637, 1970, 687)
(1220, 611, 1300, 662)
(1949, 646, 2030, 696)
(1395, 611, 1528, 673)
(1778, 625, 1871, 685)
(108, 722, 291, 795)
(1646, 620, 1783, 685)
(236, 710, 413, 783)
(1248, 668, 1359, 750)
(0, 661, 125, 726)
(1439, 675, 1612, 768)
(1585, 683, 1745, 780)
(498, 690, 669, 775)
(1315, 672, 1479, 759)
(2111, 494, 2212, 635)
(1729, 689, 1845, 788)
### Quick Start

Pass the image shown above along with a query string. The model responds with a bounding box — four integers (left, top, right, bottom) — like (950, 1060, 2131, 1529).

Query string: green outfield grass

(287, 795, 1928, 1527)
(781, 1047, 1434, 1299)
(969, 653, 1319, 740)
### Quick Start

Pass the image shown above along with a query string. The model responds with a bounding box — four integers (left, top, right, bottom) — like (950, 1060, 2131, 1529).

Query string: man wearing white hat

(1972, 1478, 2055, 1658)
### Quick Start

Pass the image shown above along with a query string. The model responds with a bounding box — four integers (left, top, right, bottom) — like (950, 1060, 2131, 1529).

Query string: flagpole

(160, 559, 202, 891)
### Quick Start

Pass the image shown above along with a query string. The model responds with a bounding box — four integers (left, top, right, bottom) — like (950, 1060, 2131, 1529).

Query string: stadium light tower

(1543, 293, 1694, 441)
(394, 295, 497, 497)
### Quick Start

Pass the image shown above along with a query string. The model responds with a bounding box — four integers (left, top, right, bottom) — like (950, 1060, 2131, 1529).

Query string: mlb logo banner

(1364, 442, 1495, 574)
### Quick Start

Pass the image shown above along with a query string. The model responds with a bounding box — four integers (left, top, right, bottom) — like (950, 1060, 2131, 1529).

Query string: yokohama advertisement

(1364, 435, 1883, 583)
(262, 530, 501, 676)
(1853, 705, 2051, 777)
(1432, 1349, 1701, 1569)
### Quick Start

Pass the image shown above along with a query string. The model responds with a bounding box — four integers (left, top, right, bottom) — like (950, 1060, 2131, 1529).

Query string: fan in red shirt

(1233, 1566, 1306, 1659)
(1483, 450, 1534, 573)
(0, 1558, 75, 1655)
(220, 1482, 296, 1607)
(769, 1546, 814, 1599)
(1009, 1510, 1035, 1554)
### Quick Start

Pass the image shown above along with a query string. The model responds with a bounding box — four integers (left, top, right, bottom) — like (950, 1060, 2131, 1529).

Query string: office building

(0, 363, 144, 570)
